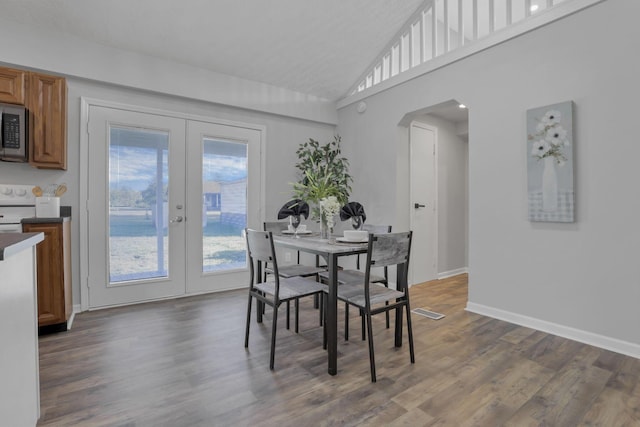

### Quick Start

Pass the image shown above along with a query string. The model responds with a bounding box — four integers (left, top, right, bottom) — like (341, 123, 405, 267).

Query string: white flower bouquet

(319, 196, 340, 230)
(529, 109, 570, 165)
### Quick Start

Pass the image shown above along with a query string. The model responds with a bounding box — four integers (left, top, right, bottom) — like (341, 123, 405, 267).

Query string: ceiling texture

(2, 0, 426, 102)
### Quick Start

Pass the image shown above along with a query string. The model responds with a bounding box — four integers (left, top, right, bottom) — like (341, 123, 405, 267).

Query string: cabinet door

(27, 73, 67, 170)
(23, 223, 67, 326)
(0, 67, 26, 104)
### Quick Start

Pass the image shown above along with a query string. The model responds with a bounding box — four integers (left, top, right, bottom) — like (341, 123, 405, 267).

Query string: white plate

(336, 236, 368, 243)
(281, 230, 313, 235)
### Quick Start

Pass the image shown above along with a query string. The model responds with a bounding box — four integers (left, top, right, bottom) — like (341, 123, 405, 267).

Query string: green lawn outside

(109, 211, 246, 281)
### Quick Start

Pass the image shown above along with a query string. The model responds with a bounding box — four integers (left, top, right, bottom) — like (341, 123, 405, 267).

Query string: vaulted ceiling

(2, 0, 425, 102)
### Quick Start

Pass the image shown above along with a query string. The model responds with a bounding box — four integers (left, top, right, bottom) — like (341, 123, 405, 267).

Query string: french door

(87, 105, 261, 308)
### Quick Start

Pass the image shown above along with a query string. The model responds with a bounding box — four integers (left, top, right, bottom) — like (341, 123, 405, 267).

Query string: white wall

(0, 77, 335, 307)
(337, 0, 640, 355)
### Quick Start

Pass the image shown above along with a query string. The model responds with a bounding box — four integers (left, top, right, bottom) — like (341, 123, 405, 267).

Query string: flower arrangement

(319, 196, 341, 230)
(529, 109, 570, 165)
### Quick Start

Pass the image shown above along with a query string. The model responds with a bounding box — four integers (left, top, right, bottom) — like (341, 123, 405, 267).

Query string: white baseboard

(68, 304, 82, 329)
(466, 302, 640, 360)
(438, 267, 468, 280)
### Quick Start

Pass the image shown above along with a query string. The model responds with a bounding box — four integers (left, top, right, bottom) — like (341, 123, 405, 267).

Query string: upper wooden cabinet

(27, 72, 67, 170)
(0, 67, 26, 104)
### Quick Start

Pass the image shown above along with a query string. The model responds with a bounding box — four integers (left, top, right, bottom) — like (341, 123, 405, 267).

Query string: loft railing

(345, 0, 578, 99)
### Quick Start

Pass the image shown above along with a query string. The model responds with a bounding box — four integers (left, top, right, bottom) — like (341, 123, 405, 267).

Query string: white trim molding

(466, 302, 640, 359)
(438, 267, 468, 280)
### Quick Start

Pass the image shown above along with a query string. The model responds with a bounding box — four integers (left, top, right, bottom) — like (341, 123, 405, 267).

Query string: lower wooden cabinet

(22, 220, 72, 330)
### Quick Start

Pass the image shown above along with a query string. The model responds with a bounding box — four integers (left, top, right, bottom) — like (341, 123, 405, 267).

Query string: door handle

(170, 216, 184, 223)
(414, 203, 426, 209)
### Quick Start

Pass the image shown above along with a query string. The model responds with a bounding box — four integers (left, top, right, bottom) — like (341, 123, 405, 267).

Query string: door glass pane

(202, 138, 248, 272)
(109, 126, 169, 283)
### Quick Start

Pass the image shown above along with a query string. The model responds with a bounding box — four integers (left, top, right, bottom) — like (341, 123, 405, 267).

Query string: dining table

(270, 232, 400, 376)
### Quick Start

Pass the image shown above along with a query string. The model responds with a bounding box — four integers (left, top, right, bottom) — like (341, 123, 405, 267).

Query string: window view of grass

(108, 127, 248, 283)
(109, 210, 246, 281)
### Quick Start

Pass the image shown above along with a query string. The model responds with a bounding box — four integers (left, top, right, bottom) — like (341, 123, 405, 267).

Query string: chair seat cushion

(319, 269, 385, 285)
(337, 283, 404, 308)
(266, 264, 326, 278)
(255, 276, 326, 302)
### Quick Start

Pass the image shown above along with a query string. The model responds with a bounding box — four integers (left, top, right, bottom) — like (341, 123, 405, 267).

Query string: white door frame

(79, 97, 266, 311)
(409, 120, 438, 285)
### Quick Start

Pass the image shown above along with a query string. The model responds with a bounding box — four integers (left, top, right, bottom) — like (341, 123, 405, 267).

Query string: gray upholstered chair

(336, 231, 415, 382)
(319, 224, 392, 339)
(244, 229, 326, 370)
(263, 221, 326, 331)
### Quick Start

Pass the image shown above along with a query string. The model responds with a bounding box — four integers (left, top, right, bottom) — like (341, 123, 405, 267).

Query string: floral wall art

(527, 101, 574, 222)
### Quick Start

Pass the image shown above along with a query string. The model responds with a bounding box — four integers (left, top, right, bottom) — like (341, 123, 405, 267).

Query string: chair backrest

(246, 228, 278, 270)
(365, 231, 413, 284)
(246, 228, 283, 298)
(263, 221, 288, 233)
(357, 224, 392, 270)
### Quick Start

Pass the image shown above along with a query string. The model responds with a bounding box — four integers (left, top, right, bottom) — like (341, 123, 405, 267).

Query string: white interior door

(185, 120, 261, 293)
(87, 106, 186, 308)
(409, 121, 437, 285)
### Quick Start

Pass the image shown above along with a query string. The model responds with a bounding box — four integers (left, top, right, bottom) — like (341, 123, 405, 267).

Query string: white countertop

(0, 233, 44, 261)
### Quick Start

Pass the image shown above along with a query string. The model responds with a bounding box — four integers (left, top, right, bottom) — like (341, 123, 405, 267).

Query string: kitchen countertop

(22, 216, 71, 224)
(21, 205, 72, 224)
(0, 232, 44, 261)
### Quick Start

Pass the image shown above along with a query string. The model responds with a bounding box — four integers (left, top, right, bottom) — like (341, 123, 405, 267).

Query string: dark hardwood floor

(37, 274, 640, 426)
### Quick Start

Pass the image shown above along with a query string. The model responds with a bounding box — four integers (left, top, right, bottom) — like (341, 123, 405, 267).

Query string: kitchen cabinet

(27, 72, 67, 170)
(22, 219, 72, 331)
(0, 67, 26, 104)
(0, 65, 67, 170)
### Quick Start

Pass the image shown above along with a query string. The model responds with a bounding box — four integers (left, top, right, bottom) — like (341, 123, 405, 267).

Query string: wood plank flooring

(37, 274, 640, 426)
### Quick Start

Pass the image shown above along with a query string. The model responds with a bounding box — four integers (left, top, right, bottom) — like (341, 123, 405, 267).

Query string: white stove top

(0, 184, 37, 224)
(0, 184, 37, 206)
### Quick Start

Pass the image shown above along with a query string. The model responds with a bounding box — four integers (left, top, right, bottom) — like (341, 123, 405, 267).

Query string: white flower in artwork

(529, 109, 568, 165)
(531, 140, 551, 157)
(541, 110, 562, 126)
(545, 125, 567, 146)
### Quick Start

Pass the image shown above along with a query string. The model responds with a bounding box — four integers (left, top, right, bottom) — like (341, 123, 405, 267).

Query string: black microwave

(0, 102, 28, 163)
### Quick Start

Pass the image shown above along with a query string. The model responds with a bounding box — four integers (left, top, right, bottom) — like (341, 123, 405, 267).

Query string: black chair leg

(405, 303, 416, 363)
(286, 300, 290, 330)
(270, 305, 279, 370)
(384, 282, 390, 329)
(385, 302, 390, 329)
(244, 294, 253, 347)
(322, 294, 328, 350)
(295, 299, 300, 333)
(361, 309, 366, 341)
(345, 303, 349, 341)
(365, 311, 376, 383)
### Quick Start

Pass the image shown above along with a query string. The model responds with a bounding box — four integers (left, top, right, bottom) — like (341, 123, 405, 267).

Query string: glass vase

(320, 214, 331, 239)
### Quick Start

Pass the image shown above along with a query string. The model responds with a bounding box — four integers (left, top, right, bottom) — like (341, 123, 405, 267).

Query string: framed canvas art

(527, 101, 574, 222)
